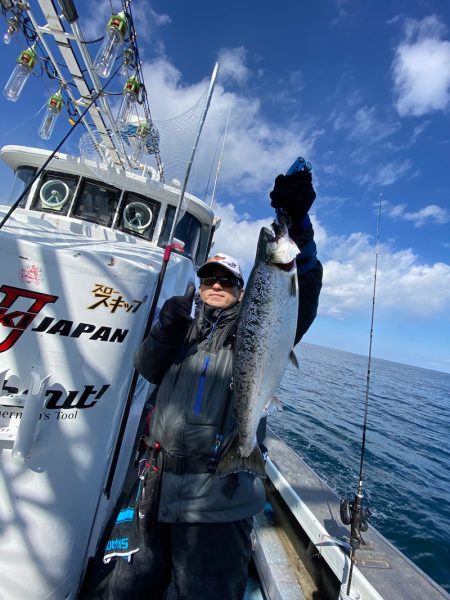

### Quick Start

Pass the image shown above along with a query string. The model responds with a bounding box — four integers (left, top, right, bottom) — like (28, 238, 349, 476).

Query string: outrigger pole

(144, 60, 219, 327)
(340, 193, 383, 597)
(104, 62, 220, 496)
(210, 92, 233, 208)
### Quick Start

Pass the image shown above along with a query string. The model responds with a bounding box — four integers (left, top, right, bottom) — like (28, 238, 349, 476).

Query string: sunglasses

(200, 275, 239, 288)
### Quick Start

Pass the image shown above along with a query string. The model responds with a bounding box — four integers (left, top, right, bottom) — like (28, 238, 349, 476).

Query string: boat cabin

(1, 144, 217, 268)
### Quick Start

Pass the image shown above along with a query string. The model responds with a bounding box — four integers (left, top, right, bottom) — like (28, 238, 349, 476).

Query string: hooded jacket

(134, 302, 265, 523)
(133, 247, 323, 523)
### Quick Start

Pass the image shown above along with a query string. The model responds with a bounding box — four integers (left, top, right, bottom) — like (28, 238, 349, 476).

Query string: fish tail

(215, 438, 266, 479)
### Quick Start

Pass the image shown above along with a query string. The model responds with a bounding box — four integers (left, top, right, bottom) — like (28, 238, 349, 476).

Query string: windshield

(73, 181, 120, 227)
(158, 206, 202, 260)
(9, 166, 36, 207)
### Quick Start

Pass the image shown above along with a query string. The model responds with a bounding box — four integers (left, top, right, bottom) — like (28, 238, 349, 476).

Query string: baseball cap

(197, 253, 244, 286)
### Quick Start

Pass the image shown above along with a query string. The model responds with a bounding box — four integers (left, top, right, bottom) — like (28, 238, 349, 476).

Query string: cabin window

(158, 206, 202, 260)
(117, 193, 160, 241)
(72, 181, 120, 227)
(9, 166, 36, 208)
(32, 172, 78, 215)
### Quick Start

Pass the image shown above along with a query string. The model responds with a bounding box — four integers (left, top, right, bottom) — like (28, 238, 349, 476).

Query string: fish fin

(262, 395, 283, 416)
(290, 273, 297, 296)
(215, 438, 266, 479)
(289, 350, 299, 368)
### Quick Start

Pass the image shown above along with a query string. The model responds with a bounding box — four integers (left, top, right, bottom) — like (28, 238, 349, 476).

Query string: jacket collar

(196, 301, 240, 338)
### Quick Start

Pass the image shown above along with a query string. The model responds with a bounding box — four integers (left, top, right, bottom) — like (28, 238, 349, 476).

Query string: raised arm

(270, 169, 323, 344)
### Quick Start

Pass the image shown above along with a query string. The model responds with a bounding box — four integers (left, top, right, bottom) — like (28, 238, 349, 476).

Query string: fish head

(266, 221, 299, 267)
(255, 226, 277, 264)
(255, 225, 299, 268)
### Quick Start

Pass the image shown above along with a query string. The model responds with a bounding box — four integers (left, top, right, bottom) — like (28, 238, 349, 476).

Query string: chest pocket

(150, 332, 236, 456)
(184, 346, 234, 426)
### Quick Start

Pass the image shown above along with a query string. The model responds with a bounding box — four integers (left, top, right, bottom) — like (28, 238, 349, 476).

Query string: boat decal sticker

(2, 376, 110, 413)
(0, 285, 58, 353)
(31, 317, 129, 342)
(20, 265, 43, 285)
(87, 283, 146, 314)
(1, 284, 131, 350)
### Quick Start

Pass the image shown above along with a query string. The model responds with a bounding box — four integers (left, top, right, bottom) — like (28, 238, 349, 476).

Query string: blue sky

(1, 1, 449, 373)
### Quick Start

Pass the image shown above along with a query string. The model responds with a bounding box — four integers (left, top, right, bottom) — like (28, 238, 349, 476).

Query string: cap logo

(209, 255, 226, 262)
(198, 252, 243, 284)
(209, 255, 237, 269)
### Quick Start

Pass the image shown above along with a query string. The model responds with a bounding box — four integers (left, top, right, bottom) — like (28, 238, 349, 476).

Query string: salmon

(217, 223, 299, 478)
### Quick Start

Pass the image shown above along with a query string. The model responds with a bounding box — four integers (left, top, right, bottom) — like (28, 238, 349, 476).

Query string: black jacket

(133, 241, 322, 522)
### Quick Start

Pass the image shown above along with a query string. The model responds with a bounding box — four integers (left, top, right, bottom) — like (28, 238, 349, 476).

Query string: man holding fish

(108, 163, 322, 600)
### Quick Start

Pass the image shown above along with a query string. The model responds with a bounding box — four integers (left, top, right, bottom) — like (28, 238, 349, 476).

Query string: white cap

(197, 253, 244, 284)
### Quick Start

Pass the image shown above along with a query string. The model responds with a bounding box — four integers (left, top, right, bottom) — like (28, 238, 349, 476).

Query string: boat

(1, 2, 449, 599)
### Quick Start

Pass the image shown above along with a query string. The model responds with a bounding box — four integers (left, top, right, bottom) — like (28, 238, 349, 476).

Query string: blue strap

(297, 239, 317, 274)
(194, 355, 210, 415)
(301, 214, 312, 231)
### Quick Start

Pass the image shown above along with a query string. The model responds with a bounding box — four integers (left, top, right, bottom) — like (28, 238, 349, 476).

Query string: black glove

(270, 170, 316, 221)
(158, 285, 195, 335)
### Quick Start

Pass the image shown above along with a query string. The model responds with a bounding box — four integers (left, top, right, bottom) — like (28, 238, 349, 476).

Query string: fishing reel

(340, 495, 371, 549)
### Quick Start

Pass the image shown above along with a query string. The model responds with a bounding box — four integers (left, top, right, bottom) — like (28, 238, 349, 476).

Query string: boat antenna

(340, 193, 383, 596)
(104, 62, 220, 496)
(210, 92, 234, 208)
(0, 62, 124, 231)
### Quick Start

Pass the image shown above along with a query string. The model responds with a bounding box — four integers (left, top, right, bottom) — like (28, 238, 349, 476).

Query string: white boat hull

(0, 206, 195, 599)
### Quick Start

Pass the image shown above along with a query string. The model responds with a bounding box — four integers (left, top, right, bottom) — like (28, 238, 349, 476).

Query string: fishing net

(78, 117, 161, 188)
(78, 85, 209, 202)
(152, 87, 208, 187)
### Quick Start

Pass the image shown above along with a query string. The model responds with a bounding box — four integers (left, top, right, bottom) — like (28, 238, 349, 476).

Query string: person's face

(199, 267, 243, 309)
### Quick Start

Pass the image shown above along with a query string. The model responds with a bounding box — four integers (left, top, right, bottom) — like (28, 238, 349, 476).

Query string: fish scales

(234, 262, 297, 452)
(216, 225, 299, 478)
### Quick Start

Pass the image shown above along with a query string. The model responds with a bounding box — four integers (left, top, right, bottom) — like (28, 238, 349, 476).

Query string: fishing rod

(145, 62, 219, 330)
(340, 193, 383, 597)
(104, 62, 219, 497)
(0, 61, 124, 231)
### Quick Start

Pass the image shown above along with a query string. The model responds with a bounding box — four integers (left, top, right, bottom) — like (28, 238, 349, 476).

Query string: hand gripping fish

(216, 221, 299, 478)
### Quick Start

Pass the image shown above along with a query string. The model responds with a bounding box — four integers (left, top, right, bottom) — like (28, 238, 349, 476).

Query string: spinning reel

(340, 495, 371, 549)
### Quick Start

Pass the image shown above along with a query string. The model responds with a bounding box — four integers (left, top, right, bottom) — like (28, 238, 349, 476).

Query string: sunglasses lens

(202, 276, 238, 288)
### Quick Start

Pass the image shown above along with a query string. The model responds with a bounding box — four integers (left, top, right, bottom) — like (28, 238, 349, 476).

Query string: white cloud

(349, 106, 400, 143)
(358, 159, 412, 187)
(210, 203, 450, 321)
(380, 261, 450, 315)
(392, 15, 450, 116)
(143, 58, 207, 119)
(209, 202, 269, 272)
(384, 120, 430, 151)
(329, 102, 400, 155)
(141, 54, 322, 195)
(383, 201, 450, 227)
(217, 47, 250, 85)
(265, 70, 305, 108)
(403, 13, 447, 42)
(318, 232, 450, 319)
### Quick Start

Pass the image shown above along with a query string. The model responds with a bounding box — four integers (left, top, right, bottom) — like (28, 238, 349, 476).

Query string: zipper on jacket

(194, 355, 210, 415)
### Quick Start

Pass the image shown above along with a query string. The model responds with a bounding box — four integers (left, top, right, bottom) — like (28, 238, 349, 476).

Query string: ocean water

(269, 342, 450, 593)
